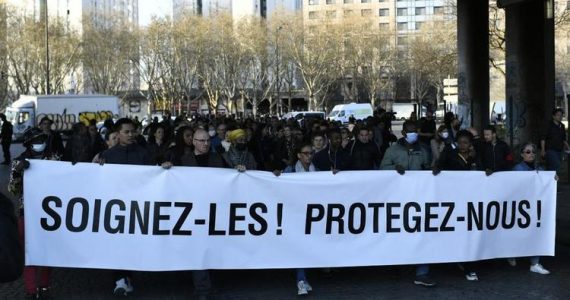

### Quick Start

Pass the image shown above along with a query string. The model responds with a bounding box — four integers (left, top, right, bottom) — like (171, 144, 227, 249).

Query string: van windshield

(329, 111, 339, 117)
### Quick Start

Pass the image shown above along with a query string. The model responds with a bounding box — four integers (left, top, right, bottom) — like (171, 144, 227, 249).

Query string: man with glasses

(172, 128, 226, 168)
(161, 128, 224, 300)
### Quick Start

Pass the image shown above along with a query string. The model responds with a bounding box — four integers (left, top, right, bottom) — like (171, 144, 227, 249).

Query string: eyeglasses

(193, 139, 210, 144)
(523, 150, 536, 154)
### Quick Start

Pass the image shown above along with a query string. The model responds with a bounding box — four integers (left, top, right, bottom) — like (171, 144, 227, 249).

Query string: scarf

(295, 160, 316, 173)
(227, 146, 250, 167)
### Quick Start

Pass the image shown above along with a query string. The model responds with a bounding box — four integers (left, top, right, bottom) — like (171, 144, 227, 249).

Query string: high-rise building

(303, 0, 448, 46)
(175, 0, 300, 20)
(173, 0, 203, 19)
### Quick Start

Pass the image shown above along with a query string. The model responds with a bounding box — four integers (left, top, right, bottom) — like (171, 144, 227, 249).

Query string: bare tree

(82, 11, 138, 95)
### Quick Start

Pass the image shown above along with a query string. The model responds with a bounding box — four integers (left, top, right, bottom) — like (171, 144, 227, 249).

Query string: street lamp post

(276, 26, 282, 116)
(43, 0, 50, 95)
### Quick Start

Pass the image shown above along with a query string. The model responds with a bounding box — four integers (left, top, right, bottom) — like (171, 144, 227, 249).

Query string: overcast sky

(138, 0, 172, 26)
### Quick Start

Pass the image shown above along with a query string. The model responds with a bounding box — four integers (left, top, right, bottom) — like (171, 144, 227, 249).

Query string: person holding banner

(507, 142, 551, 275)
(8, 128, 60, 299)
(98, 118, 153, 296)
(313, 129, 351, 172)
(163, 126, 194, 166)
(434, 130, 481, 281)
(275, 143, 316, 296)
(222, 129, 257, 171)
(381, 120, 435, 287)
(162, 128, 222, 300)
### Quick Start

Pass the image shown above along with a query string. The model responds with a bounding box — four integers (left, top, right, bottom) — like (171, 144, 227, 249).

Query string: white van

(5, 94, 120, 140)
(328, 103, 374, 123)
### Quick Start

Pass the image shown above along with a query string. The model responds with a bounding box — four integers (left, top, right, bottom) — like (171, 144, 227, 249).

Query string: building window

(434, 6, 444, 15)
(415, 22, 423, 30)
(397, 36, 409, 46)
(309, 0, 319, 5)
(361, 0, 371, 3)
(379, 8, 389, 16)
(344, 0, 353, 3)
(344, 9, 353, 16)
(397, 8, 407, 16)
(415, 7, 426, 15)
(309, 11, 318, 19)
(361, 9, 372, 16)
(326, 0, 336, 4)
(397, 22, 408, 30)
(379, 0, 387, 2)
(326, 10, 337, 18)
(379, 23, 389, 30)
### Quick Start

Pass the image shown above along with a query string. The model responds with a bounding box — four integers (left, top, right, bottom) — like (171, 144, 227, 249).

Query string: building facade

(5, 0, 139, 94)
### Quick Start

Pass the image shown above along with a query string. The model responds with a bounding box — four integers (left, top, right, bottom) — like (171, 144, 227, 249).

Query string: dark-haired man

(541, 108, 570, 172)
(481, 125, 513, 174)
(347, 126, 381, 170)
(0, 113, 13, 164)
(99, 118, 153, 296)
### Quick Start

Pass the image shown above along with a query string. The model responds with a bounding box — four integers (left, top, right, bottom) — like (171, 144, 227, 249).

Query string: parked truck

(5, 94, 120, 140)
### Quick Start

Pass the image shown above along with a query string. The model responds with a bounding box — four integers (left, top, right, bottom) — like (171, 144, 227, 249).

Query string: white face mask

(208, 130, 216, 137)
(440, 132, 449, 139)
(32, 143, 46, 153)
(405, 132, 418, 144)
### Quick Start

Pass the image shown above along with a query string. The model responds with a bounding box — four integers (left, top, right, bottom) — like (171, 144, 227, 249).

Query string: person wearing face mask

(380, 120, 434, 287)
(8, 128, 61, 299)
(430, 125, 452, 167)
(222, 129, 257, 171)
(381, 120, 430, 174)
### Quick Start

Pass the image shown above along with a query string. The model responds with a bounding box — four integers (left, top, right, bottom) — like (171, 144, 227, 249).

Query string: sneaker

(465, 272, 479, 281)
(507, 258, 517, 267)
(37, 287, 53, 300)
(297, 280, 308, 296)
(114, 277, 134, 296)
(304, 281, 313, 292)
(530, 264, 550, 275)
(414, 275, 436, 287)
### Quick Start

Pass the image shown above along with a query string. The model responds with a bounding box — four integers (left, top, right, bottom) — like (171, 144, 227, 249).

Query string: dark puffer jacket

(0, 194, 23, 283)
(101, 144, 153, 166)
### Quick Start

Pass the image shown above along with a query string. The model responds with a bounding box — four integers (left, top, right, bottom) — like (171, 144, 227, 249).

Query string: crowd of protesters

(1, 106, 565, 299)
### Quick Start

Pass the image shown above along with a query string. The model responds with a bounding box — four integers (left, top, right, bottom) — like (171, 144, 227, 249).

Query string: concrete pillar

(457, 0, 490, 129)
(503, 0, 555, 147)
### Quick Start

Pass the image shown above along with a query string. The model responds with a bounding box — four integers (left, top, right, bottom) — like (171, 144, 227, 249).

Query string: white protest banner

(24, 160, 556, 271)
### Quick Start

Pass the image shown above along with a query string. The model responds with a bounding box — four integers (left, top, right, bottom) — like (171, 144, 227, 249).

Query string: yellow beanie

(227, 129, 246, 142)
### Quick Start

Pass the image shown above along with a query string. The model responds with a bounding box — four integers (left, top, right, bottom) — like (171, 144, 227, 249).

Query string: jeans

(545, 150, 563, 172)
(2, 141, 10, 162)
(530, 256, 540, 265)
(416, 264, 429, 277)
(192, 270, 212, 296)
(296, 269, 307, 282)
(19, 217, 51, 295)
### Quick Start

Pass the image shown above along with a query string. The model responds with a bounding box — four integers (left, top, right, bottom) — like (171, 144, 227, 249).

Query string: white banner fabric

(24, 160, 556, 271)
